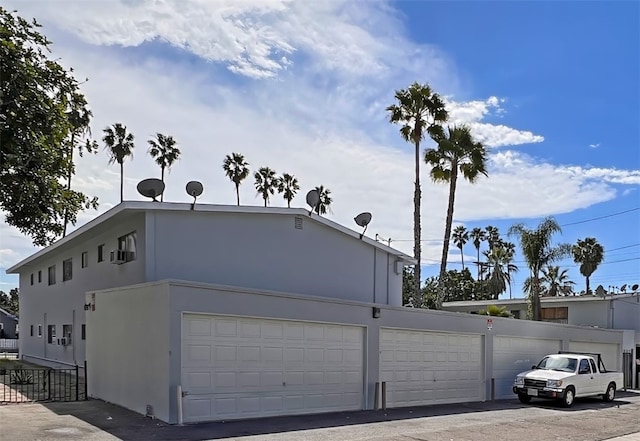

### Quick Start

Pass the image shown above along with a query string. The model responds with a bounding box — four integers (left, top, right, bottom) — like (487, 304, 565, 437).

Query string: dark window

(38, 270, 42, 283)
(30, 273, 34, 285)
(63, 259, 72, 281)
(30, 325, 34, 337)
(578, 359, 591, 374)
(81, 324, 86, 340)
(62, 324, 72, 345)
(98, 244, 104, 262)
(47, 325, 56, 344)
(117, 231, 137, 262)
(37, 325, 42, 337)
(541, 307, 568, 324)
(82, 251, 89, 268)
(48, 265, 56, 285)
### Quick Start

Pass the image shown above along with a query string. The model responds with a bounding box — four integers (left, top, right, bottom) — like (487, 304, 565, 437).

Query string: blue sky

(1, 0, 638, 297)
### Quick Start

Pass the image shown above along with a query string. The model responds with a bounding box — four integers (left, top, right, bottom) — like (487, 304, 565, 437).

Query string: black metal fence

(622, 349, 633, 390)
(0, 365, 86, 403)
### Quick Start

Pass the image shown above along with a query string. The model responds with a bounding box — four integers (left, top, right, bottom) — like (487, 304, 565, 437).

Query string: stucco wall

(612, 296, 640, 330)
(150, 211, 402, 306)
(86, 283, 170, 422)
(18, 213, 146, 366)
(568, 302, 608, 328)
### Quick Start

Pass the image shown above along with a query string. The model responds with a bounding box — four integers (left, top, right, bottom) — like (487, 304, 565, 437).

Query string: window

(81, 324, 86, 340)
(589, 359, 597, 373)
(541, 307, 568, 324)
(38, 270, 42, 283)
(37, 325, 42, 337)
(578, 359, 591, 374)
(30, 273, 34, 285)
(82, 251, 88, 268)
(62, 324, 72, 345)
(30, 325, 34, 337)
(98, 244, 104, 262)
(48, 265, 56, 285)
(63, 258, 73, 281)
(117, 231, 137, 262)
(47, 325, 56, 344)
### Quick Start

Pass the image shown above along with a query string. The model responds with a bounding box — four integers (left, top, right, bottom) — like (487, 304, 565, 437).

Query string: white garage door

(569, 341, 620, 371)
(380, 328, 483, 407)
(493, 336, 561, 399)
(181, 314, 364, 422)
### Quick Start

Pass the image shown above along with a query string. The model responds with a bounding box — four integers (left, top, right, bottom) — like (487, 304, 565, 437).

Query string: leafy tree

(0, 288, 19, 316)
(509, 217, 571, 321)
(572, 237, 605, 296)
(483, 245, 518, 299)
(425, 125, 487, 299)
(469, 227, 486, 279)
(103, 123, 135, 202)
(313, 185, 332, 215)
(451, 225, 469, 270)
(254, 167, 278, 207)
(277, 173, 299, 208)
(387, 82, 448, 303)
(147, 133, 181, 201)
(1, 8, 99, 245)
(478, 304, 512, 317)
(540, 265, 574, 297)
(402, 266, 417, 307)
(222, 153, 250, 205)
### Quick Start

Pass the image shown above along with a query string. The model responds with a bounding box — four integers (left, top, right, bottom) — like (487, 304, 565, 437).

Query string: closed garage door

(569, 341, 620, 371)
(493, 336, 561, 399)
(181, 314, 364, 422)
(380, 329, 483, 407)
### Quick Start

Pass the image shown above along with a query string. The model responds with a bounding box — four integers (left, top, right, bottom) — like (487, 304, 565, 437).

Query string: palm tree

(503, 241, 517, 299)
(483, 245, 518, 300)
(222, 153, 250, 205)
(540, 265, 574, 297)
(387, 82, 448, 303)
(147, 133, 181, 201)
(451, 225, 469, 270)
(470, 227, 486, 280)
(425, 125, 487, 279)
(254, 167, 278, 207)
(278, 173, 299, 208)
(509, 217, 571, 321)
(313, 185, 332, 215)
(103, 123, 135, 202)
(572, 237, 605, 295)
(485, 225, 501, 251)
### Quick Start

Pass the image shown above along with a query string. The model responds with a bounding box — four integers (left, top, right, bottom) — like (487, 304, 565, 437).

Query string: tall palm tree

(222, 153, 250, 205)
(540, 265, 574, 297)
(470, 227, 486, 280)
(387, 82, 448, 303)
(509, 217, 571, 321)
(147, 133, 181, 202)
(572, 237, 605, 295)
(451, 225, 469, 270)
(278, 173, 299, 208)
(313, 185, 332, 215)
(483, 245, 518, 300)
(254, 167, 278, 207)
(503, 241, 517, 299)
(103, 123, 135, 202)
(425, 125, 487, 279)
(485, 225, 501, 251)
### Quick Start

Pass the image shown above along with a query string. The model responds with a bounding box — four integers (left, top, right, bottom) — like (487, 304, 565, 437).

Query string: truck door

(577, 358, 596, 395)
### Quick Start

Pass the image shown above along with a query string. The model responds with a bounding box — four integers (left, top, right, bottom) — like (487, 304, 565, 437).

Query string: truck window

(589, 359, 597, 373)
(578, 359, 591, 374)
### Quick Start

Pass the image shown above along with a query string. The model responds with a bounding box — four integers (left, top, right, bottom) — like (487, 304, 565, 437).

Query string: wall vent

(294, 216, 303, 230)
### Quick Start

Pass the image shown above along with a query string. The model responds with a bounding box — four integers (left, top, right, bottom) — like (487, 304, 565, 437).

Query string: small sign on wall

(487, 318, 493, 330)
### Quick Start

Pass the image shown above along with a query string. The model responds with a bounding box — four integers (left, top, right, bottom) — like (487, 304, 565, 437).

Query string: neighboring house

(6, 201, 628, 424)
(0, 307, 18, 339)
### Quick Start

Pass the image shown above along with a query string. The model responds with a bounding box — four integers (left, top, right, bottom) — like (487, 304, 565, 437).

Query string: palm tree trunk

(533, 274, 541, 321)
(460, 247, 465, 270)
(264, 196, 267, 207)
(235, 184, 240, 206)
(439, 163, 458, 278)
(585, 276, 590, 295)
(120, 162, 124, 202)
(160, 167, 165, 202)
(476, 247, 480, 279)
(413, 140, 422, 306)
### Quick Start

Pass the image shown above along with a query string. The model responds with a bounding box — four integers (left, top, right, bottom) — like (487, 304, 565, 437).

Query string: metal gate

(0, 365, 87, 403)
(622, 350, 633, 390)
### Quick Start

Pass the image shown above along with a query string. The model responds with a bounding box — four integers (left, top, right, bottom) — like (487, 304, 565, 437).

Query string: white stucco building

(7, 202, 629, 424)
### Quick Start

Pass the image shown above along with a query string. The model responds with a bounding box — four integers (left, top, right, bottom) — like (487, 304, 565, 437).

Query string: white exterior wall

(568, 302, 609, 328)
(18, 213, 147, 366)
(612, 296, 640, 330)
(149, 211, 402, 305)
(88, 280, 624, 424)
(86, 283, 171, 422)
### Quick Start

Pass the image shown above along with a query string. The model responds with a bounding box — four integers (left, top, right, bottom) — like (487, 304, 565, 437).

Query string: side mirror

(531, 365, 537, 370)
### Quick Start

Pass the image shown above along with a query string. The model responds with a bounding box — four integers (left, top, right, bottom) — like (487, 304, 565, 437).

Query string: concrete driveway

(1, 392, 639, 441)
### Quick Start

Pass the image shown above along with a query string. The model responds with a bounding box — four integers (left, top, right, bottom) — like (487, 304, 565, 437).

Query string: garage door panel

(569, 341, 619, 370)
(182, 314, 364, 422)
(380, 328, 483, 407)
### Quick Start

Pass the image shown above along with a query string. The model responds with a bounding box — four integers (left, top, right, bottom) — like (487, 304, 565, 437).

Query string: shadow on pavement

(42, 392, 638, 441)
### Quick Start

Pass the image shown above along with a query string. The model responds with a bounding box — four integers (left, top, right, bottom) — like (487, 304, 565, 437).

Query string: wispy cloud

(589, 143, 601, 149)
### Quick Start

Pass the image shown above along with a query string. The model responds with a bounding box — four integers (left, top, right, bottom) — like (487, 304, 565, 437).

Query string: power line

(559, 207, 640, 227)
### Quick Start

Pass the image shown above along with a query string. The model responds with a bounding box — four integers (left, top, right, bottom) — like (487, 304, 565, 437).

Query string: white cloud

(589, 143, 600, 149)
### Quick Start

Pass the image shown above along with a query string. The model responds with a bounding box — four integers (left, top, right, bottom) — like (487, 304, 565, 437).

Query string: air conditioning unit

(110, 249, 133, 264)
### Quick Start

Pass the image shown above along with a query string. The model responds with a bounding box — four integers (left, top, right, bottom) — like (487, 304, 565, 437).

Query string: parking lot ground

(1, 392, 639, 441)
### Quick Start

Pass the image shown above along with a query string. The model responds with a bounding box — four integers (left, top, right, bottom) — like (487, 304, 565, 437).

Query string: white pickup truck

(512, 352, 623, 407)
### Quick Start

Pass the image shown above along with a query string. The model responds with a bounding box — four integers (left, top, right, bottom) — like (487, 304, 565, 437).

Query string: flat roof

(7, 201, 416, 273)
(443, 293, 639, 307)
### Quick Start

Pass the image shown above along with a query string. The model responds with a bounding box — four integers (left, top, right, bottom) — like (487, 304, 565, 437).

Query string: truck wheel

(518, 393, 532, 404)
(603, 383, 616, 402)
(561, 386, 575, 408)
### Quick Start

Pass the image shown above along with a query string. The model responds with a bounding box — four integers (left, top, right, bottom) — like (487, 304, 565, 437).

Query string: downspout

(373, 248, 377, 303)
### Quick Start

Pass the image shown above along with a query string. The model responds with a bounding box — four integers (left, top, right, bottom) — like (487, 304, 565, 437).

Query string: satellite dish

(632, 284, 639, 292)
(185, 181, 203, 210)
(354, 212, 372, 239)
(306, 190, 319, 216)
(620, 284, 627, 293)
(137, 178, 165, 202)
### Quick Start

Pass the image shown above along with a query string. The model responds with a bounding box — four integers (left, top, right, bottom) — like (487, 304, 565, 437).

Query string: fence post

(75, 365, 79, 401)
(84, 360, 88, 400)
